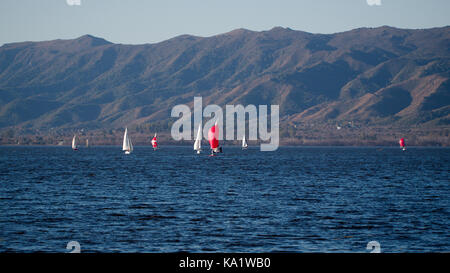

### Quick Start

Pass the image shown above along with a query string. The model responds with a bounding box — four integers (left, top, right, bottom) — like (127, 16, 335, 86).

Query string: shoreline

(2, 126, 449, 147)
(1, 144, 448, 148)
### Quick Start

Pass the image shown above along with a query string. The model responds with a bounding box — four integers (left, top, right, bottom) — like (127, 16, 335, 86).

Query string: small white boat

(242, 134, 248, 150)
(86, 139, 89, 148)
(72, 135, 78, 151)
(122, 127, 133, 154)
(194, 124, 202, 154)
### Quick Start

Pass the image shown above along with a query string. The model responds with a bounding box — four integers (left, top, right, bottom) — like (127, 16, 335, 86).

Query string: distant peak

(75, 34, 112, 46)
(269, 26, 294, 32)
(170, 34, 201, 41)
(225, 28, 255, 36)
(378, 25, 399, 30)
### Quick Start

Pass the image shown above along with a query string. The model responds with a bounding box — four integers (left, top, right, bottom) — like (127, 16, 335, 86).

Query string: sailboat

(72, 135, 78, 151)
(208, 121, 222, 156)
(242, 134, 248, 150)
(194, 124, 202, 154)
(123, 127, 133, 154)
(399, 138, 406, 151)
(86, 139, 89, 148)
(151, 133, 158, 150)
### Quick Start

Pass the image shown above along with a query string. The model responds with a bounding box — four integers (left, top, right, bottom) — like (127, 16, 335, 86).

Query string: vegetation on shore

(1, 123, 448, 147)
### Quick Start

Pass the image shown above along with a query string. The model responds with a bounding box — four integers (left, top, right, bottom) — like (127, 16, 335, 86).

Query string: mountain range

(0, 25, 449, 144)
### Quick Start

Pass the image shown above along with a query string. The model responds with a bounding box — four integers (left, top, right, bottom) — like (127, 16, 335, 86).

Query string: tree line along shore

(1, 125, 448, 147)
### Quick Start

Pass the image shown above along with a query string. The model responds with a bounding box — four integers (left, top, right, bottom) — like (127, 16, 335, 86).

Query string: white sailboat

(242, 134, 248, 149)
(72, 135, 78, 150)
(86, 139, 89, 148)
(194, 124, 202, 154)
(122, 127, 133, 154)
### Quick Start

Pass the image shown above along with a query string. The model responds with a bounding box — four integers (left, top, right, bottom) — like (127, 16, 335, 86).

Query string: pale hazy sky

(0, 0, 449, 45)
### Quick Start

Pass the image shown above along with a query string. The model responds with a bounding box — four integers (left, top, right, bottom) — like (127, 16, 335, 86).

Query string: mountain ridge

(0, 26, 449, 145)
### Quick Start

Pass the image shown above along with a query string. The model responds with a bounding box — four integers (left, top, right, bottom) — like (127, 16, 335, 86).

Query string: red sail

(399, 138, 405, 148)
(208, 122, 219, 150)
(151, 134, 157, 148)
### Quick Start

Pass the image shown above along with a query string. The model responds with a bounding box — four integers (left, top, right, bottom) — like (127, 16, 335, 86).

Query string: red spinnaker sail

(208, 122, 219, 150)
(151, 134, 157, 148)
(399, 138, 405, 148)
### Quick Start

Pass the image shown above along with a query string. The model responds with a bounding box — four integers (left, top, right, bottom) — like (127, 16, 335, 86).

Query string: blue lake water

(0, 146, 448, 252)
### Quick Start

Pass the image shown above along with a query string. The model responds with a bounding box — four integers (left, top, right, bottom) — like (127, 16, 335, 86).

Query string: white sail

(242, 134, 248, 148)
(122, 128, 128, 150)
(72, 135, 77, 150)
(123, 127, 132, 153)
(194, 124, 202, 153)
(86, 139, 89, 148)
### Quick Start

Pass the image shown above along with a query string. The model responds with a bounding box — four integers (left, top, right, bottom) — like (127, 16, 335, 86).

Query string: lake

(0, 146, 448, 252)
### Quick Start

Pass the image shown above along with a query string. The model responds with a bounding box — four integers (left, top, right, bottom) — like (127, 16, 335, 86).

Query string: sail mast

(123, 128, 130, 151)
(129, 136, 133, 152)
(72, 135, 77, 150)
(194, 124, 202, 153)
